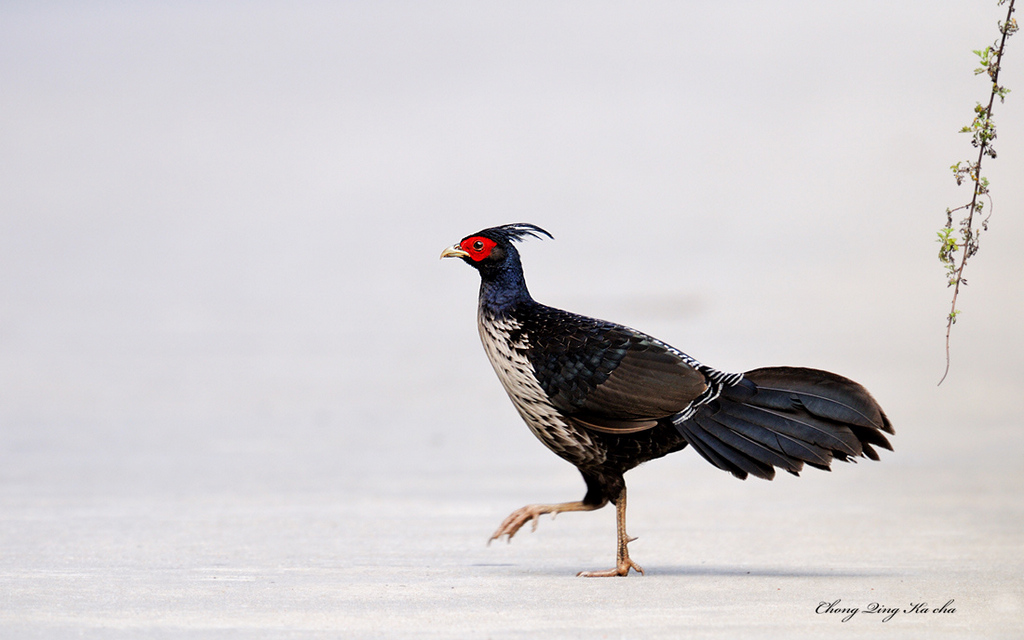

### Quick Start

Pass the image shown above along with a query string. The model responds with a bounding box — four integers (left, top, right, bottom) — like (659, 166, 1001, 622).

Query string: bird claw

(577, 527, 643, 576)
(576, 558, 644, 578)
(487, 504, 547, 545)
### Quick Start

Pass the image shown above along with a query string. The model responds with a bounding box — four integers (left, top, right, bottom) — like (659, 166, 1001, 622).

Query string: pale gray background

(1, 1, 1022, 638)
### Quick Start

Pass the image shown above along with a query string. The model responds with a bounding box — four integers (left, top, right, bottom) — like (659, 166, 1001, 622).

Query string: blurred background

(1, 1, 1021, 633)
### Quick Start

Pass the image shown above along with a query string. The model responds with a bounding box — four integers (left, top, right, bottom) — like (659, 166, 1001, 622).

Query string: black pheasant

(441, 223, 893, 577)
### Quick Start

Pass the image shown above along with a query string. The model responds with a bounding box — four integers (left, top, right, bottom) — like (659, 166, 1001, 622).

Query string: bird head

(440, 223, 553, 276)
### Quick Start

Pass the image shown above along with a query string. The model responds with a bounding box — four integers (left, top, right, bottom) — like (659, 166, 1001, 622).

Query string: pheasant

(441, 223, 893, 577)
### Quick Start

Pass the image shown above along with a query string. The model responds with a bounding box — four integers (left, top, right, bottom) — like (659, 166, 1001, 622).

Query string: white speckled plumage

(477, 308, 605, 466)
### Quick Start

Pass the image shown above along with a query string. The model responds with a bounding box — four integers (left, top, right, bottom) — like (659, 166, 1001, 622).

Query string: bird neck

(478, 258, 533, 315)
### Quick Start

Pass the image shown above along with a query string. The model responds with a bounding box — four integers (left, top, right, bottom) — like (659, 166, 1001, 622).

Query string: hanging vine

(938, 0, 1017, 385)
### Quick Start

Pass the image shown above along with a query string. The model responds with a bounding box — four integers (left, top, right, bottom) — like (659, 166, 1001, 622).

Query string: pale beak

(440, 245, 470, 260)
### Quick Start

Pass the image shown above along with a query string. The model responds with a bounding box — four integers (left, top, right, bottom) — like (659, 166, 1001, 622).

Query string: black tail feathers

(674, 366, 893, 480)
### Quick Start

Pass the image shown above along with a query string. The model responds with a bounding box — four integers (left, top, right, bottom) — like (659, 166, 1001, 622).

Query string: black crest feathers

(478, 223, 554, 244)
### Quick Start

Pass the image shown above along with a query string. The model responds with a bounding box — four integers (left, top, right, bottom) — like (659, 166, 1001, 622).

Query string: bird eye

(473, 240, 484, 251)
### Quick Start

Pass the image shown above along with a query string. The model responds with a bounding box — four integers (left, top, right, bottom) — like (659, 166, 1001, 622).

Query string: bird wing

(521, 306, 708, 433)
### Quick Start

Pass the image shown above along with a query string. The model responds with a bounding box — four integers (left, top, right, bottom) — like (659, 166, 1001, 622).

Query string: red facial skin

(460, 236, 497, 262)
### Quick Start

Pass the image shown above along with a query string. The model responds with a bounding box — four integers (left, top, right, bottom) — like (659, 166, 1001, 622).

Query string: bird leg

(577, 487, 644, 577)
(488, 500, 603, 545)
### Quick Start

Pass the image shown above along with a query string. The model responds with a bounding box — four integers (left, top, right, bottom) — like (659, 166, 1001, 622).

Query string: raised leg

(577, 487, 644, 577)
(488, 500, 603, 544)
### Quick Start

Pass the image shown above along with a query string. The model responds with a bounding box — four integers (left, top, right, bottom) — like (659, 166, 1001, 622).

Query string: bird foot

(578, 525, 643, 576)
(488, 501, 596, 545)
(488, 504, 551, 545)
(577, 557, 645, 578)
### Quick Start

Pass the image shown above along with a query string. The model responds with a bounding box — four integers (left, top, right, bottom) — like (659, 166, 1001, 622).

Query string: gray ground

(2, 2, 1022, 638)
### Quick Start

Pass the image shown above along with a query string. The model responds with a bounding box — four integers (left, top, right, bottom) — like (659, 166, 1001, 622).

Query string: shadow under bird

(441, 223, 893, 577)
